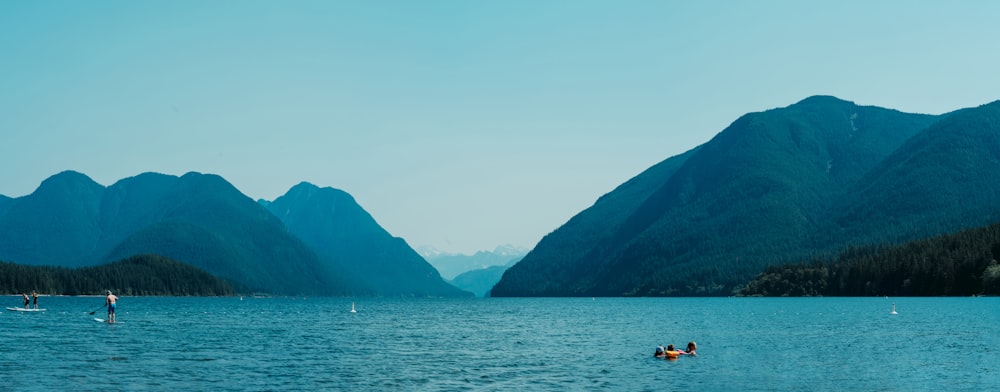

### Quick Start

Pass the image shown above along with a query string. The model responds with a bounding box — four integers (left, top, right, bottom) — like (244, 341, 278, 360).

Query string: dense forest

(0, 254, 236, 296)
(739, 222, 1000, 296)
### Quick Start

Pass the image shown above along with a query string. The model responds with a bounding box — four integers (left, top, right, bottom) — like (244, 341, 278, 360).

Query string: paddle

(88, 304, 105, 315)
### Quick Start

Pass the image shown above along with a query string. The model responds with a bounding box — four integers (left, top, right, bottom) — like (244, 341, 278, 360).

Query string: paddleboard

(94, 318, 122, 324)
(6, 307, 46, 312)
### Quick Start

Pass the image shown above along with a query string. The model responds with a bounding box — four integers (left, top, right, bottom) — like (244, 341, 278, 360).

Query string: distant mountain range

(447, 257, 521, 298)
(492, 96, 1000, 297)
(416, 245, 526, 297)
(421, 245, 527, 280)
(0, 172, 470, 297)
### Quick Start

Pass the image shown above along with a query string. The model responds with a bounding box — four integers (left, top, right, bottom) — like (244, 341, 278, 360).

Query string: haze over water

(2, 296, 996, 391)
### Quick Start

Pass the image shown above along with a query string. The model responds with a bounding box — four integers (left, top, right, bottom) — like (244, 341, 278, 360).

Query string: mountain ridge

(263, 182, 471, 297)
(493, 95, 982, 297)
(0, 171, 467, 297)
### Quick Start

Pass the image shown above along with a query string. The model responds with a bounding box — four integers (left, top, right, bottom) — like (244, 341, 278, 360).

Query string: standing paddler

(105, 290, 119, 323)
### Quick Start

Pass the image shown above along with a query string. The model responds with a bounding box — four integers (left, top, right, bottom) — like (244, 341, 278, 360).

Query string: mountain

(0, 195, 11, 214)
(448, 258, 521, 297)
(101, 172, 350, 295)
(0, 171, 347, 295)
(821, 100, 1000, 244)
(423, 245, 528, 280)
(493, 96, 960, 296)
(0, 171, 467, 297)
(263, 182, 471, 297)
(0, 171, 106, 267)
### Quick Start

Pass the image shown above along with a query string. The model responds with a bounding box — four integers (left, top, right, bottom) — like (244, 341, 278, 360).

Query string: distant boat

(890, 303, 898, 315)
(350, 302, 357, 313)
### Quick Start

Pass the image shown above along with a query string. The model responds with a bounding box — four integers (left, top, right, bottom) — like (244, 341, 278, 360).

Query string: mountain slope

(0, 171, 105, 266)
(823, 100, 1000, 244)
(492, 145, 701, 296)
(103, 173, 350, 295)
(0, 171, 356, 295)
(265, 182, 471, 297)
(0, 195, 11, 214)
(493, 96, 942, 296)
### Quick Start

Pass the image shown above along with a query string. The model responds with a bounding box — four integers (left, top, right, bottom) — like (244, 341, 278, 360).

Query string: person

(22, 293, 30, 308)
(682, 341, 697, 356)
(32, 290, 38, 309)
(654, 344, 666, 358)
(105, 290, 119, 323)
(664, 344, 681, 359)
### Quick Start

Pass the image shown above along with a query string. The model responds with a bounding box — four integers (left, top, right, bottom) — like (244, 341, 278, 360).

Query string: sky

(2, 1, 999, 255)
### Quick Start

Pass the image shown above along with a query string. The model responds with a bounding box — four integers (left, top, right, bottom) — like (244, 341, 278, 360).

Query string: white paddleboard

(94, 318, 122, 324)
(6, 307, 46, 312)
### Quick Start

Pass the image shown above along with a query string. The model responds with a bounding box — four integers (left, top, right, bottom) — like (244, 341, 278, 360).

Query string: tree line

(0, 254, 236, 296)
(740, 221, 1000, 296)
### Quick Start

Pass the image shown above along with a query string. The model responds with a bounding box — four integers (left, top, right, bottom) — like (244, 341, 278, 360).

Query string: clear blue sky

(2, 1, 998, 254)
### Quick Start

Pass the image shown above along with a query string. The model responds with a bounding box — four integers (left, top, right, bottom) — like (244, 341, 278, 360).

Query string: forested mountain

(740, 221, 1000, 296)
(263, 182, 471, 297)
(0, 195, 11, 214)
(820, 100, 1000, 245)
(0, 172, 464, 296)
(492, 145, 702, 296)
(492, 96, 997, 297)
(0, 172, 345, 295)
(0, 254, 236, 296)
(0, 171, 106, 267)
(99, 172, 350, 295)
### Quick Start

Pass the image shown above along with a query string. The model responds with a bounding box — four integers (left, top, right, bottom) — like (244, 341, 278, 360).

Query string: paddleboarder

(32, 290, 38, 309)
(105, 290, 119, 323)
(22, 292, 29, 308)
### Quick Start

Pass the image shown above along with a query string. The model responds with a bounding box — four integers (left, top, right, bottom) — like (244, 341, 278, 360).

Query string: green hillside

(493, 146, 700, 296)
(265, 182, 471, 297)
(0, 171, 105, 267)
(0, 172, 360, 296)
(494, 96, 947, 296)
(822, 100, 1000, 245)
(0, 254, 235, 296)
(101, 173, 358, 296)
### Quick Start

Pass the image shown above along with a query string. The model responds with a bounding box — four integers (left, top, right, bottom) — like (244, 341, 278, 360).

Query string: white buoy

(350, 302, 357, 313)
(890, 303, 898, 315)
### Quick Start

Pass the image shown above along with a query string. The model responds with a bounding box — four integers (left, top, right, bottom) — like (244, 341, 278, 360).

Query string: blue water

(1, 296, 997, 391)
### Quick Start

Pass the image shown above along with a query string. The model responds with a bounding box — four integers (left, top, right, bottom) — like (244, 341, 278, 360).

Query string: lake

(1, 296, 997, 391)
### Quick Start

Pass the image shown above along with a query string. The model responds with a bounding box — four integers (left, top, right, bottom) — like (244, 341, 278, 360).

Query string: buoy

(350, 302, 357, 313)
(890, 303, 897, 315)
